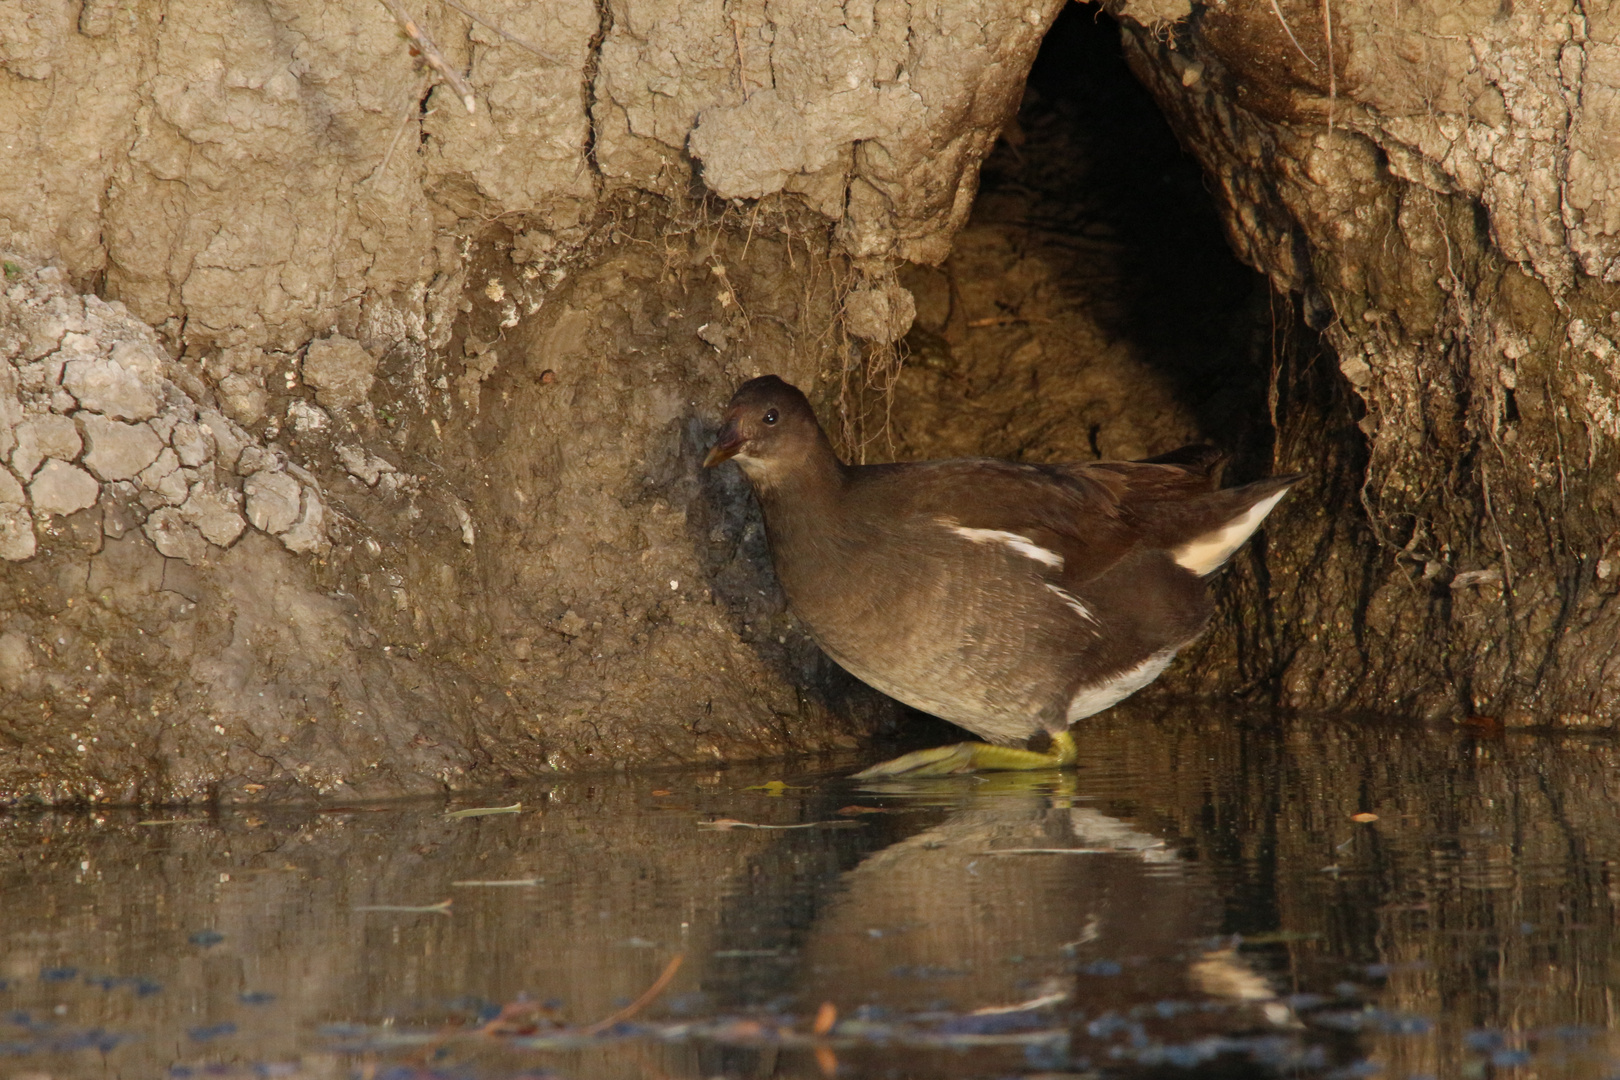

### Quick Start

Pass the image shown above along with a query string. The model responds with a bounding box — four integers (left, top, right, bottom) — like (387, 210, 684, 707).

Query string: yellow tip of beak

(703, 443, 740, 468)
(705, 418, 744, 467)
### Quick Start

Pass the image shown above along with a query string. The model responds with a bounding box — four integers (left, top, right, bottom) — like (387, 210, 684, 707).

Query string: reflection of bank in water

(791, 777, 1301, 1074)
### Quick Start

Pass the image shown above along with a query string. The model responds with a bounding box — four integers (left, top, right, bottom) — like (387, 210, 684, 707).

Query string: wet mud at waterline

(6, 709, 1620, 1079)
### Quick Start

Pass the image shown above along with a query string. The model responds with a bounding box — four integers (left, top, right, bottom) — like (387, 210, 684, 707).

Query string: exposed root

(1268, 0, 1317, 69)
(1321, 0, 1335, 134)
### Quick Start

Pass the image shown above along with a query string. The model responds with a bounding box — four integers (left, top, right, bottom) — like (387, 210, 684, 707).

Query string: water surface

(5, 706, 1619, 1078)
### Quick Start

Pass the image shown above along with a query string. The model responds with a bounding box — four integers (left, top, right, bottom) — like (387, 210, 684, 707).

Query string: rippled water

(5, 706, 1620, 1079)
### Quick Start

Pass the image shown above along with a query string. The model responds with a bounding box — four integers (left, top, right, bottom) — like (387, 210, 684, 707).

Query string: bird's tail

(1134, 473, 1303, 576)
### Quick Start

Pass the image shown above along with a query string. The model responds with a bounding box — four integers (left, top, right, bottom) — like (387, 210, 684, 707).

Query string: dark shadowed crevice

(882, 3, 1276, 476)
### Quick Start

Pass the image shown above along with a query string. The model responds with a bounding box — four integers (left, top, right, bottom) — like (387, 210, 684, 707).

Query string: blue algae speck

(1023, 1039, 1069, 1069)
(1464, 1029, 1506, 1052)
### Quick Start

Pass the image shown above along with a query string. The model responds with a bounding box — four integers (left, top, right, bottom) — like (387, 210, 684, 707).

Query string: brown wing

(1057, 444, 1224, 500)
(846, 451, 1293, 588)
(847, 459, 1144, 587)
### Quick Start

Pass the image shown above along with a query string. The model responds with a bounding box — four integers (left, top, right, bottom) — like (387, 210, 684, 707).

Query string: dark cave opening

(886, 3, 1278, 477)
(848, 2, 1360, 742)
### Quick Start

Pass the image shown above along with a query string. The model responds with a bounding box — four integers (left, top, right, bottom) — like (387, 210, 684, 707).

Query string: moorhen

(703, 376, 1299, 777)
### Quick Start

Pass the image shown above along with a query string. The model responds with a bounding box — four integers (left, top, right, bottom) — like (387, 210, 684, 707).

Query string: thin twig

(581, 954, 684, 1035)
(1480, 462, 1515, 594)
(699, 818, 845, 830)
(379, 0, 476, 114)
(1269, 0, 1318, 68)
(436, 0, 562, 64)
(1321, 0, 1335, 134)
(368, 74, 431, 184)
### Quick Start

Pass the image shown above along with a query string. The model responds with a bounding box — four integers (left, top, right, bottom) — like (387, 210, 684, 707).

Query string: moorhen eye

(763, 408, 779, 424)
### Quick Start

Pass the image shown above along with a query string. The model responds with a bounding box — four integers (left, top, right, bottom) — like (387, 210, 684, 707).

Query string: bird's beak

(703, 418, 744, 468)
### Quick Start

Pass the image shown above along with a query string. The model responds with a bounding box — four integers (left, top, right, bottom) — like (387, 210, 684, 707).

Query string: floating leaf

(743, 781, 803, 795)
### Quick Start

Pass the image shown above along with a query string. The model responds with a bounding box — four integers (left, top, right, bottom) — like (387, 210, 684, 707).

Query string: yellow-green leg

(852, 730, 1078, 779)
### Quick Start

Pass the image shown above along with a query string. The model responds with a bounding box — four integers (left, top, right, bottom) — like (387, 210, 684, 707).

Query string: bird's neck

(746, 439, 851, 548)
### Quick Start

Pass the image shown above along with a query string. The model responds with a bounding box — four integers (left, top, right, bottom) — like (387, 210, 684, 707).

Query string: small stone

(337, 444, 396, 486)
(287, 399, 330, 434)
(80, 414, 163, 481)
(279, 484, 326, 554)
(697, 322, 730, 351)
(29, 459, 99, 517)
(302, 335, 376, 409)
(218, 371, 269, 425)
(843, 284, 917, 344)
(10, 413, 82, 478)
(179, 481, 246, 546)
(143, 506, 209, 563)
(243, 469, 301, 534)
(0, 504, 34, 561)
(171, 421, 215, 467)
(61, 353, 161, 420)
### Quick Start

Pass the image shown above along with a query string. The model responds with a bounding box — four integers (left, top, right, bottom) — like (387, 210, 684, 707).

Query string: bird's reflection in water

(714, 774, 1300, 1076)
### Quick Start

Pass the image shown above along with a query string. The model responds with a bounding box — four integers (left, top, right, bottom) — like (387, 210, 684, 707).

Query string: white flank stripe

(1173, 488, 1289, 576)
(1043, 582, 1099, 625)
(1065, 648, 1178, 722)
(946, 523, 1064, 569)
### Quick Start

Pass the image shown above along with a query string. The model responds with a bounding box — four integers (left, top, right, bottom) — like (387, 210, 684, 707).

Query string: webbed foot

(852, 731, 1077, 778)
